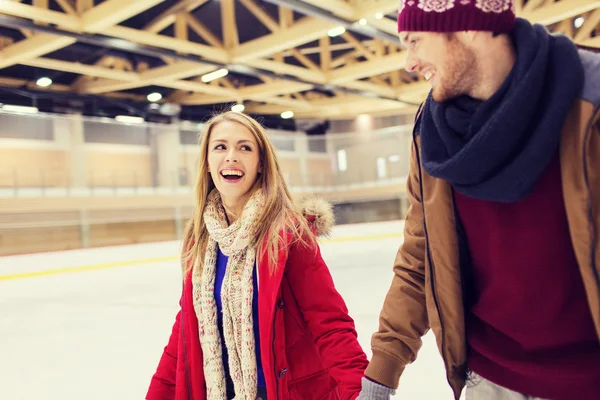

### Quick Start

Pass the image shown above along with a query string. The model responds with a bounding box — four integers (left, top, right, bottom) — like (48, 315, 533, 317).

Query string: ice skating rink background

(0, 220, 465, 400)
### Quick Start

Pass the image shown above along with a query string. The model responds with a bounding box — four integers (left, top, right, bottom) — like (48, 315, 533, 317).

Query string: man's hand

(356, 377, 396, 400)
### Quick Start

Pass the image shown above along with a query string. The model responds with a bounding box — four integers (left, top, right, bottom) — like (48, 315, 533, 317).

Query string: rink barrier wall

(0, 189, 409, 256)
(0, 111, 414, 256)
(0, 231, 404, 281)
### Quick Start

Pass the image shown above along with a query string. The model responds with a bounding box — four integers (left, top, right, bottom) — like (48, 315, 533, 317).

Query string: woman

(146, 111, 368, 400)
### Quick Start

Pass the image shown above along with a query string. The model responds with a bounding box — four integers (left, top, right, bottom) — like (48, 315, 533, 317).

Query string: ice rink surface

(0, 220, 464, 400)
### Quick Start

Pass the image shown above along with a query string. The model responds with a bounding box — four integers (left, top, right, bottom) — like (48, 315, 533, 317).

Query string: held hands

(356, 377, 396, 400)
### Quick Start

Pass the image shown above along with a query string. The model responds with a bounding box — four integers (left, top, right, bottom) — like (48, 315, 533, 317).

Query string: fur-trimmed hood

(297, 197, 335, 238)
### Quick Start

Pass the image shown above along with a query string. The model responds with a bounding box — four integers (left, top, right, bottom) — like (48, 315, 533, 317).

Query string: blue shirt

(214, 246, 266, 391)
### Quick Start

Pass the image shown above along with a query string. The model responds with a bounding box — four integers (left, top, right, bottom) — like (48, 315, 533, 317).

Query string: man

(358, 1, 600, 399)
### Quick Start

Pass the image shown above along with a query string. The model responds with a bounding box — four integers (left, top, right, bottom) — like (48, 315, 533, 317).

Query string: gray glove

(356, 377, 396, 400)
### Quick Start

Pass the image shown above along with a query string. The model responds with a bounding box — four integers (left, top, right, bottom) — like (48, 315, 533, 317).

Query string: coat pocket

(287, 369, 340, 400)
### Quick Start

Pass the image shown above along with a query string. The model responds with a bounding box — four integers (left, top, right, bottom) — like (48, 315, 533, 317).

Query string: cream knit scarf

(192, 188, 264, 400)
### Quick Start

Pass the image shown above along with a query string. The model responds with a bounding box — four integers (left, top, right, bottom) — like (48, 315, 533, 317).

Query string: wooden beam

(388, 45, 401, 87)
(258, 96, 312, 108)
(581, 35, 600, 48)
(55, 0, 77, 15)
(141, 62, 216, 82)
(556, 18, 574, 38)
(33, 0, 49, 8)
(364, 16, 398, 35)
(0, 75, 145, 103)
(520, 0, 600, 26)
(105, 26, 229, 63)
(244, 95, 412, 119)
(0, 35, 75, 69)
(175, 13, 188, 42)
(185, 13, 223, 48)
(81, 0, 164, 33)
(33, 0, 49, 25)
(320, 37, 331, 71)
(168, 92, 235, 105)
(217, 77, 236, 90)
(284, 40, 366, 56)
(330, 50, 360, 69)
(161, 80, 237, 97)
(144, 0, 209, 33)
(221, 0, 239, 49)
(239, 0, 280, 32)
(22, 58, 138, 81)
(237, 81, 313, 99)
(244, 58, 328, 84)
(233, 17, 336, 61)
(290, 49, 320, 71)
(375, 40, 386, 57)
(339, 80, 396, 98)
(180, 93, 314, 109)
(514, 0, 524, 12)
(279, 6, 294, 29)
(298, 0, 356, 19)
(355, 0, 397, 18)
(77, 61, 217, 94)
(77, 0, 94, 14)
(0, 1, 80, 30)
(329, 51, 408, 83)
(0, 76, 71, 92)
(341, 32, 375, 60)
(396, 81, 430, 104)
(0, 37, 15, 50)
(575, 9, 600, 42)
(522, 0, 548, 13)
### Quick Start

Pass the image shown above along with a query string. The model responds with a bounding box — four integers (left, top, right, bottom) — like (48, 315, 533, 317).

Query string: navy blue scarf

(419, 18, 584, 202)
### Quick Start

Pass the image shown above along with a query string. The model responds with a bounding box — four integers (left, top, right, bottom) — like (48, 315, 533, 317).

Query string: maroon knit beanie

(398, 0, 516, 33)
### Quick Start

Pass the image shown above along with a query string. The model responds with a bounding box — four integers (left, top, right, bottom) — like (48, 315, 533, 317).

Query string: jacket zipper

(412, 130, 451, 389)
(181, 283, 193, 400)
(272, 305, 280, 400)
(258, 258, 281, 400)
(582, 104, 600, 292)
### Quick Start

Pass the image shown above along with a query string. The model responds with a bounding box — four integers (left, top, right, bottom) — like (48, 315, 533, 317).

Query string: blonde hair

(181, 111, 314, 276)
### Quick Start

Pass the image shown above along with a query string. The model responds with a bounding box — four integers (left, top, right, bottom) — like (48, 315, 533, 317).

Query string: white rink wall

(0, 219, 404, 277)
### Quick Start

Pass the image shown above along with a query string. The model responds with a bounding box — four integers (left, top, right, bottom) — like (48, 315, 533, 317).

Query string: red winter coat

(147, 199, 368, 400)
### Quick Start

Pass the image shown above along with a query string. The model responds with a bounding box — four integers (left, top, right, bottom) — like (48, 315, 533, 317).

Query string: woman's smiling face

(207, 120, 262, 206)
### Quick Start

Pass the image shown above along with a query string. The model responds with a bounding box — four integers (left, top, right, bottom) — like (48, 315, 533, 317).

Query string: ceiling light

(36, 77, 52, 87)
(201, 68, 229, 83)
(328, 26, 346, 37)
(359, 18, 367, 25)
(375, 12, 383, 19)
(115, 115, 144, 124)
(574, 17, 585, 29)
(281, 110, 294, 119)
(147, 92, 162, 102)
(388, 154, 401, 162)
(231, 103, 245, 113)
(1, 104, 39, 113)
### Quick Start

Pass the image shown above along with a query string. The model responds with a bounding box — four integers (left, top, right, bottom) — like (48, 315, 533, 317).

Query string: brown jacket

(365, 50, 600, 399)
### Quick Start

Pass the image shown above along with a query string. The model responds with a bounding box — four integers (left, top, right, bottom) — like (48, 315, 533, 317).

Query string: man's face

(400, 31, 478, 102)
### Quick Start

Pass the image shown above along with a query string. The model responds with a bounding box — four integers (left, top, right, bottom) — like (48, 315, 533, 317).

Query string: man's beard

(432, 41, 478, 102)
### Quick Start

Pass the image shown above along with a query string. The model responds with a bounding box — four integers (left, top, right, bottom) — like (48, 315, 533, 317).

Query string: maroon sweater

(453, 151, 600, 400)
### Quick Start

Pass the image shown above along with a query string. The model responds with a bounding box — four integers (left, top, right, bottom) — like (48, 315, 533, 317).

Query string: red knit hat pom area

(398, 0, 516, 33)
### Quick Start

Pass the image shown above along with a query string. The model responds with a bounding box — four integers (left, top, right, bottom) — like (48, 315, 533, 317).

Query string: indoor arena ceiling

(0, 0, 598, 125)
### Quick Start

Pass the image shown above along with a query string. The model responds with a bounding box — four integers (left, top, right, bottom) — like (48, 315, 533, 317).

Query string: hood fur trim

(298, 197, 335, 237)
